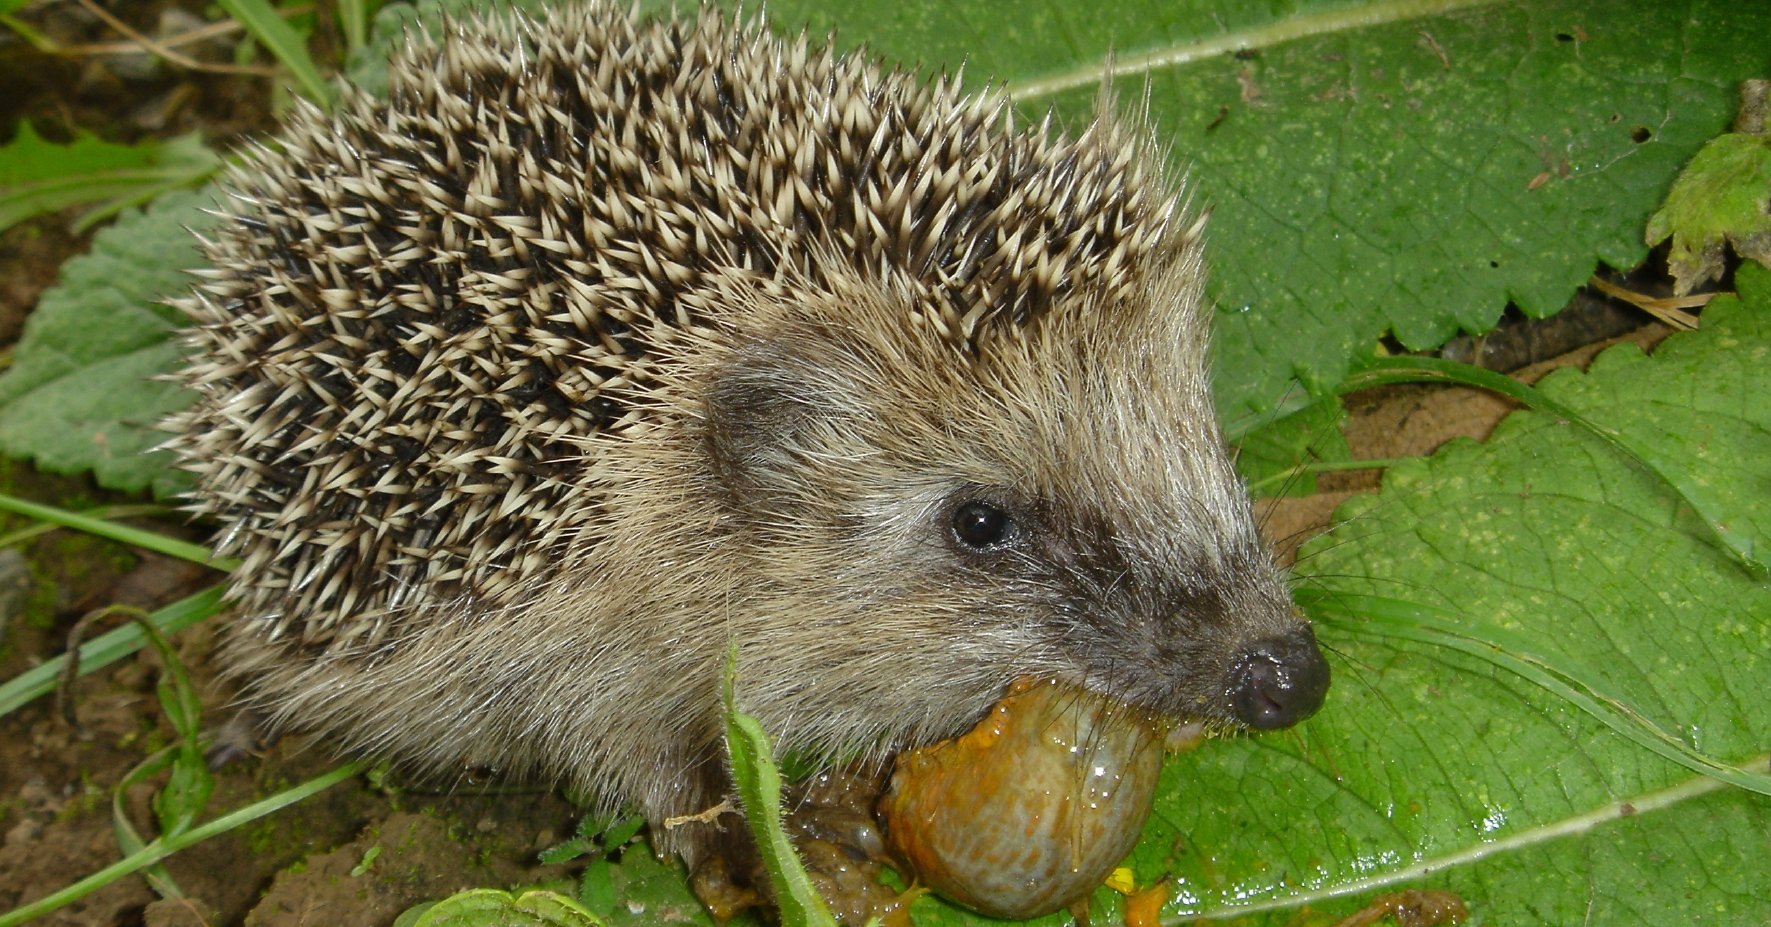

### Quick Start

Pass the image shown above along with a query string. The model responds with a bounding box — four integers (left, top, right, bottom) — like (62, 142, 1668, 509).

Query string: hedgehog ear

(703, 340, 826, 501)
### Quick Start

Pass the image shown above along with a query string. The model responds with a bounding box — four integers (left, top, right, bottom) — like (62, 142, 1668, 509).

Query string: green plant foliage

(536, 815, 646, 867)
(215, 0, 335, 105)
(1231, 395, 1351, 497)
(0, 760, 365, 927)
(577, 848, 715, 927)
(0, 188, 218, 496)
(395, 889, 604, 927)
(723, 649, 840, 927)
(1646, 129, 1771, 294)
(0, 123, 219, 234)
(1340, 353, 1765, 576)
(103, 607, 216, 899)
(0, 584, 223, 719)
(534, 815, 664, 922)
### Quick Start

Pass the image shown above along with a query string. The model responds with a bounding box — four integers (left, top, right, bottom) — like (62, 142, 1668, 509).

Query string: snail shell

(879, 677, 1165, 918)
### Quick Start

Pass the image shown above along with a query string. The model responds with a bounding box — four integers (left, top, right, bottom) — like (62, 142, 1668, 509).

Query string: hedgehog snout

(1224, 624, 1329, 730)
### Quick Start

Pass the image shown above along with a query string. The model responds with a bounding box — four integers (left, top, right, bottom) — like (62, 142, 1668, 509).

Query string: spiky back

(172, 4, 1176, 652)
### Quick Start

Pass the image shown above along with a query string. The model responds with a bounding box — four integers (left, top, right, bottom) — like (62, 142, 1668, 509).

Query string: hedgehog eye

(952, 501, 1013, 550)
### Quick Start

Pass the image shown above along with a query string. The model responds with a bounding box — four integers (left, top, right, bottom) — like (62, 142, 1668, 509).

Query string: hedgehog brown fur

(170, 1, 1328, 869)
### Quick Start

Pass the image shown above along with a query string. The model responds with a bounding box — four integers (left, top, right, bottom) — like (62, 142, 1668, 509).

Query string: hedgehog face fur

(170, 3, 1328, 863)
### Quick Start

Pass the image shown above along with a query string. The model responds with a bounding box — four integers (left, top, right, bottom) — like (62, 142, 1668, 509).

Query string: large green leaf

(0, 189, 215, 496)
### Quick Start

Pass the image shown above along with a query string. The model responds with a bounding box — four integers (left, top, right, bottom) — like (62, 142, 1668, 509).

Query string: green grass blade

(0, 492, 228, 569)
(0, 503, 168, 548)
(111, 745, 184, 899)
(214, 0, 334, 105)
(0, 760, 365, 927)
(0, 585, 225, 718)
(338, 0, 368, 53)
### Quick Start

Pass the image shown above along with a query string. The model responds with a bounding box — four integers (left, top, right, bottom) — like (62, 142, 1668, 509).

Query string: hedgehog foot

(204, 708, 276, 768)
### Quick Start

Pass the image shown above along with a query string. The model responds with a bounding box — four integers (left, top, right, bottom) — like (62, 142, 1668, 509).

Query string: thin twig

(73, 0, 280, 77)
(60, 10, 255, 56)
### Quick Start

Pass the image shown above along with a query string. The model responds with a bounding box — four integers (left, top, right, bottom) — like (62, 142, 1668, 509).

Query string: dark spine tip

(1227, 626, 1330, 730)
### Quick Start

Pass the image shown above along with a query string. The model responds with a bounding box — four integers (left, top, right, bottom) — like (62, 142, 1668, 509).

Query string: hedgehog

(168, 0, 1329, 906)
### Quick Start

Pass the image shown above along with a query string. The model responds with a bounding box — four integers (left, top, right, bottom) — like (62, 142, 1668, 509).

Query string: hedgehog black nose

(1226, 626, 1330, 730)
